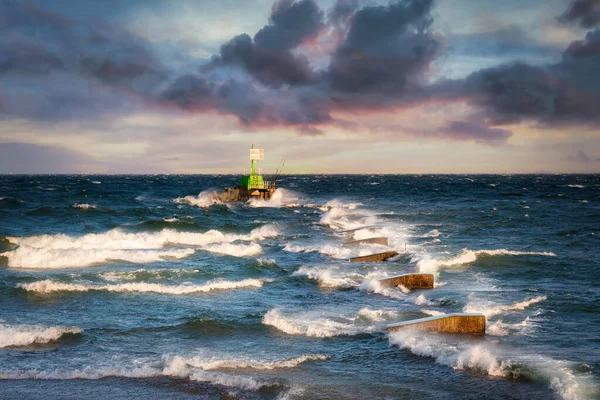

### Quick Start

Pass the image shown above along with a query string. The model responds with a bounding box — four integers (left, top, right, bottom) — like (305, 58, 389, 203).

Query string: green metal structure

(239, 145, 268, 190)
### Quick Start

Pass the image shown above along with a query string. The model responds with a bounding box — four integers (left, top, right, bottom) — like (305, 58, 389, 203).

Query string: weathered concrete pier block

(386, 313, 486, 335)
(378, 273, 434, 289)
(350, 251, 398, 263)
(342, 237, 389, 247)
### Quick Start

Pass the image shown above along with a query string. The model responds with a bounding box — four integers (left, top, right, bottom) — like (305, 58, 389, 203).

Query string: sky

(0, 0, 599, 174)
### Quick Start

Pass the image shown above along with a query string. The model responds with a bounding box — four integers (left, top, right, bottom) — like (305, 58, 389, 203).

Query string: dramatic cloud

(448, 25, 561, 60)
(558, 0, 600, 29)
(327, 0, 439, 93)
(0, 1, 166, 120)
(462, 29, 600, 127)
(439, 120, 513, 145)
(161, 0, 441, 130)
(1, 0, 599, 148)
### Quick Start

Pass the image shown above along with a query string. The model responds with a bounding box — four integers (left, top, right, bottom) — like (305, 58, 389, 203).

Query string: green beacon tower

(216, 145, 276, 202)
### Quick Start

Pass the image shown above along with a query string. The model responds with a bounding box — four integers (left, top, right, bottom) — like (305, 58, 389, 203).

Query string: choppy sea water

(0, 174, 598, 400)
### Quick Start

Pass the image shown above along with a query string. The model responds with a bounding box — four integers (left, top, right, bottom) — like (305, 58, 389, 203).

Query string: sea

(0, 174, 598, 400)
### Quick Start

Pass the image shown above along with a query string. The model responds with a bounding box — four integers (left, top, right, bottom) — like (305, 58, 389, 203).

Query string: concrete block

(378, 273, 434, 289)
(350, 251, 398, 263)
(386, 313, 486, 335)
(342, 237, 389, 247)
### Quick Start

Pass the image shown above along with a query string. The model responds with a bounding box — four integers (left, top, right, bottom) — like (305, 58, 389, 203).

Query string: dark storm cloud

(558, 0, 600, 29)
(462, 28, 600, 127)
(254, 0, 324, 50)
(439, 120, 513, 145)
(167, 0, 441, 126)
(2, 0, 599, 145)
(206, 33, 317, 86)
(0, 1, 166, 120)
(329, 0, 360, 24)
(204, 0, 322, 87)
(327, 0, 439, 93)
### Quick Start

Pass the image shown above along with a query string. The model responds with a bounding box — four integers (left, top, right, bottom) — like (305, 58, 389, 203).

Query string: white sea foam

(318, 201, 371, 230)
(0, 323, 82, 348)
(414, 229, 441, 238)
(354, 308, 400, 322)
(283, 242, 386, 260)
(567, 184, 585, 188)
(71, 203, 97, 209)
(248, 188, 301, 208)
(180, 353, 328, 371)
(389, 329, 510, 377)
(292, 266, 360, 288)
(388, 330, 599, 399)
(18, 278, 271, 295)
(417, 249, 556, 274)
(162, 355, 264, 390)
(0, 355, 266, 391)
(484, 318, 537, 337)
(414, 294, 435, 306)
(174, 190, 220, 208)
(256, 258, 276, 265)
(163, 217, 179, 222)
(463, 296, 547, 318)
(263, 308, 383, 337)
(421, 309, 445, 316)
(359, 276, 408, 299)
(4, 225, 277, 268)
(203, 242, 262, 257)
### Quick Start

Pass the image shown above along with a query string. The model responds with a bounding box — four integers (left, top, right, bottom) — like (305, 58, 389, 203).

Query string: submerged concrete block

(350, 251, 398, 263)
(342, 237, 389, 247)
(386, 313, 486, 335)
(378, 273, 434, 289)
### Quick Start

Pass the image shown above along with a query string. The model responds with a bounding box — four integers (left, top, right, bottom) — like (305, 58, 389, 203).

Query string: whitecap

(4, 225, 277, 269)
(463, 296, 547, 318)
(18, 278, 271, 295)
(0, 323, 82, 348)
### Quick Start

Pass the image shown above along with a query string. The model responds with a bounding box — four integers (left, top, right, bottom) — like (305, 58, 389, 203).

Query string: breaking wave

(389, 329, 510, 377)
(463, 296, 547, 319)
(0, 352, 330, 393)
(359, 272, 410, 299)
(4, 225, 277, 268)
(263, 308, 391, 337)
(176, 353, 328, 371)
(18, 278, 271, 295)
(417, 249, 556, 274)
(292, 266, 361, 288)
(0, 323, 82, 348)
(174, 190, 220, 208)
(388, 330, 598, 400)
(283, 242, 386, 260)
(248, 188, 302, 208)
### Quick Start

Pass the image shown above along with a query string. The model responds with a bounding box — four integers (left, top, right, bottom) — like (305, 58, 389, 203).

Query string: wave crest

(18, 278, 271, 295)
(417, 249, 556, 274)
(0, 323, 82, 348)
